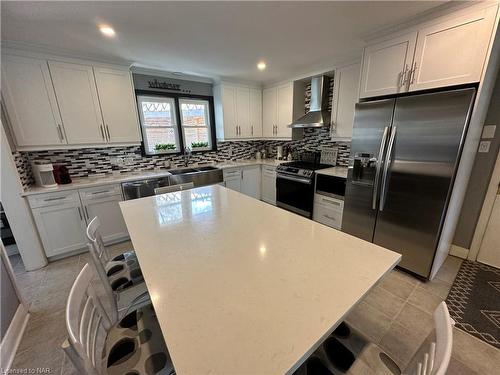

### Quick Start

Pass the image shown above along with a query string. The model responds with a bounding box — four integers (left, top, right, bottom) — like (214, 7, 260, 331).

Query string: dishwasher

(122, 177, 170, 200)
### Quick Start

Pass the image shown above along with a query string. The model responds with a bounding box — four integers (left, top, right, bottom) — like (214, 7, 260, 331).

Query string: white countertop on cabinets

(315, 166, 349, 179)
(21, 159, 284, 196)
(119, 185, 401, 375)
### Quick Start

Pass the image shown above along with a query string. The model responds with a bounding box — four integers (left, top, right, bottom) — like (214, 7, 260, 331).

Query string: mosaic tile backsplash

(15, 128, 350, 190)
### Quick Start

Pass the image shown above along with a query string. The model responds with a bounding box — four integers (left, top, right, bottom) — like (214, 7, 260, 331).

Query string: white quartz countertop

(21, 159, 283, 196)
(120, 185, 401, 375)
(315, 166, 348, 178)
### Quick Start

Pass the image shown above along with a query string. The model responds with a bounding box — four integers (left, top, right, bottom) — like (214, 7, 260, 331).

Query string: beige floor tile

(378, 321, 428, 369)
(60, 353, 79, 375)
(447, 357, 480, 375)
(451, 328, 500, 375)
(378, 270, 417, 300)
(435, 256, 462, 285)
(417, 277, 452, 300)
(17, 309, 66, 353)
(407, 287, 443, 315)
(393, 303, 434, 338)
(345, 301, 393, 344)
(363, 285, 406, 320)
(11, 341, 64, 374)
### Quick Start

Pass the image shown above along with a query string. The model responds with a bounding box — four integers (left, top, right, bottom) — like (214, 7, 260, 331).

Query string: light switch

(482, 125, 496, 139)
(478, 141, 491, 153)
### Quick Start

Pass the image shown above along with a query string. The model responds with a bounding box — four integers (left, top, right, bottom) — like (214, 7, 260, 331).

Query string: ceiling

(1, 1, 447, 83)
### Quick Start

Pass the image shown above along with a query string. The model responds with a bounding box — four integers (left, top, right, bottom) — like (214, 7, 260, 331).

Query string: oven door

(276, 173, 314, 218)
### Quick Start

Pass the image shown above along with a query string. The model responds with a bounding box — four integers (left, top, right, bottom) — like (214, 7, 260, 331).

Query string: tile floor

(7, 242, 500, 374)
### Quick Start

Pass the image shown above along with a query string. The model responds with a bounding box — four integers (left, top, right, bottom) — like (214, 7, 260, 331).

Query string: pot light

(99, 24, 116, 37)
(257, 61, 267, 71)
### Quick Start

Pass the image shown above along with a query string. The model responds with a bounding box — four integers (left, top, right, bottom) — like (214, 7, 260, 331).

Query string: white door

(93, 67, 141, 143)
(49, 61, 105, 144)
(410, 5, 497, 92)
(262, 87, 277, 137)
(331, 62, 361, 139)
(31, 203, 88, 257)
(477, 192, 500, 268)
(222, 85, 238, 139)
(359, 31, 417, 98)
(241, 166, 261, 199)
(83, 195, 129, 244)
(1, 55, 64, 146)
(223, 169, 242, 192)
(249, 88, 262, 137)
(261, 167, 277, 205)
(276, 83, 293, 138)
(236, 87, 251, 138)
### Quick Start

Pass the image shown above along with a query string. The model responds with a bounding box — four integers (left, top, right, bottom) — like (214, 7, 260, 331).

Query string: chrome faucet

(183, 147, 192, 167)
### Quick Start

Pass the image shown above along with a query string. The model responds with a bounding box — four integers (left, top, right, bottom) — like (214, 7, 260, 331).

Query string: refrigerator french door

(342, 88, 475, 278)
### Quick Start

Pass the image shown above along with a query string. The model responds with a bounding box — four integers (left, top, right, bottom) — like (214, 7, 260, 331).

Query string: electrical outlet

(478, 141, 491, 153)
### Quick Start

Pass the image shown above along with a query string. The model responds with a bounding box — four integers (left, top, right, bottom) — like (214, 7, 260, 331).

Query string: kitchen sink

(168, 166, 223, 187)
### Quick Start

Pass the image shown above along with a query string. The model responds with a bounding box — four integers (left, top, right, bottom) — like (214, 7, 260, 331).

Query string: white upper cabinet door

(249, 88, 262, 137)
(276, 82, 293, 138)
(1, 55, 64, 146)
(262, 87, 277, 138)
(93, 67, 141, 143)
(331, 62, 361, 139)
(241, 166, 261, 199)
(236, 87, 251, 138)
(410, 5, 498, 91)
(49, 61, 105, 144)
(359, 31, 417, 98)
(221, 85, 238, 139)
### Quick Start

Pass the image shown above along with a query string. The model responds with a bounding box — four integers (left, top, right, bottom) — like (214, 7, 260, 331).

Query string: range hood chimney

(289, 75, 331, 128)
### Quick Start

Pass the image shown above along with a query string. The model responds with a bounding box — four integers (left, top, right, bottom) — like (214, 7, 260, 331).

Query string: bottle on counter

(255, 151, 262, 160)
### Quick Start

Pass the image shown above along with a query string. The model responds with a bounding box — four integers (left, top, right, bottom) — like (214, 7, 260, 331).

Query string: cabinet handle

(409, 62, 417, 85)
(235, 125, 238, 136)
(84, 206, 90, 220)
(105, 125, 111, 141)
(323, 214, 337, 221)
(77, 207, 83, 221)
(44, 196, 66, 202)
(100, 125, 106, 140)
(91, 190, 112, 195)
(56, 124, 64, 142)
(251, 125, 253, 136)
(401, 64, 410, 89)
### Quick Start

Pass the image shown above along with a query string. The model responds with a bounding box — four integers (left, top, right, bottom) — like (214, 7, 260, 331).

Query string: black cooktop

(279, 161, 332, 171)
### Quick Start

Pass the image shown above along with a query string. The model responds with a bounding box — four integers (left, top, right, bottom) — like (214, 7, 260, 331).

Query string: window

(137, 94, 215, 156)
(179, 99, 212, 151)
(137, 96, 181, 155)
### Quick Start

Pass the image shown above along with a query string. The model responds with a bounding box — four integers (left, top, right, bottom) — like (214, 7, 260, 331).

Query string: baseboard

(450, 244, 469, 259)
(0, 304, 30, 371)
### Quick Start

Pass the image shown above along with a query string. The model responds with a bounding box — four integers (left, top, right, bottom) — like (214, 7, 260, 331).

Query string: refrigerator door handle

(379, 126, 396, 211)
(372, 126, 390, 210)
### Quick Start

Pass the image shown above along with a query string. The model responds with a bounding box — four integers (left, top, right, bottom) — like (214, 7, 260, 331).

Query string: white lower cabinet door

(313, 203, 343, 230)
(261, 167, 277, 205)
(223, 169, 242, 192)
(82, 194, 129, 244)
(241, 166, 261, 199)
(31, 203, 88, 257)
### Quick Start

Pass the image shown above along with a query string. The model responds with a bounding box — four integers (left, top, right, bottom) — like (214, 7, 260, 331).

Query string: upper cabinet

(360, 4, 498, 98)
(214, 83, 262, 140)
(2, 54, 141, 150)
(1, 55, 64, 146)
(331, 62, 361, 139)
(262, 82, 293, 139)
(359, 32, 417, 98)
(49, 61, 105, 144)
(93, 67, 141, 143)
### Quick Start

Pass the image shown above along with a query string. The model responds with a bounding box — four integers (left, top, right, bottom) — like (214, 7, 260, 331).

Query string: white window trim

(179, 98, 212, 152)
(137, 95, 181, 155)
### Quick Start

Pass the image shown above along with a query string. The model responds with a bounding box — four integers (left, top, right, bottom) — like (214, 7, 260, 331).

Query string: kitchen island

(120, 185, 400, 375)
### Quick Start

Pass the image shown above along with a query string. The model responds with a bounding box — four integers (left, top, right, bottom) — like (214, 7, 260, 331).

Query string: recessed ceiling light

(257, 61, 267, 71)
(99, 24, 116, 37)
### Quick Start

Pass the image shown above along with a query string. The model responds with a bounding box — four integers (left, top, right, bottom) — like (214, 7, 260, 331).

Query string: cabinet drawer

(223, 168, 242, 177)
(313, 203, 343, 230)
(79, 184, 122, 201)
(314, 194, 344, 211)
(28, 190, 80, 209)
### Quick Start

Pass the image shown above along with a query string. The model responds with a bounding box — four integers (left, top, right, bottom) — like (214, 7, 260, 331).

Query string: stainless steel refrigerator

(342, 88, 475, 279)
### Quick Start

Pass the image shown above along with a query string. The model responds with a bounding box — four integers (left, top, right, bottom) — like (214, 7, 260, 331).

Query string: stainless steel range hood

(289, 75, 331, 128)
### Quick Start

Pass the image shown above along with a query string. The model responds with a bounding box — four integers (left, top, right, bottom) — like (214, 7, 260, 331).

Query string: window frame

(135, 90, 217, 156)
(179, 98, 213, 152)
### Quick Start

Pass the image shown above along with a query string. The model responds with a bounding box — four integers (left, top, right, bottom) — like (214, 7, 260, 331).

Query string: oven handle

(277, 174, 312, 185)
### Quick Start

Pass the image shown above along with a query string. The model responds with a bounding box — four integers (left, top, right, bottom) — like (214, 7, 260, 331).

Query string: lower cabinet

(223, 166, 261, 199)
(261, 166, 277, 205)
(312, 194, 344, 230)
(29, 191, 88, 258)
(28, 184, 129, 259)
(79, 185, 129, 244)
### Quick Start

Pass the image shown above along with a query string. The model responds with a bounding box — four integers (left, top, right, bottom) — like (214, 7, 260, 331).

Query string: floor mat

(446, 260, 500, 349)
